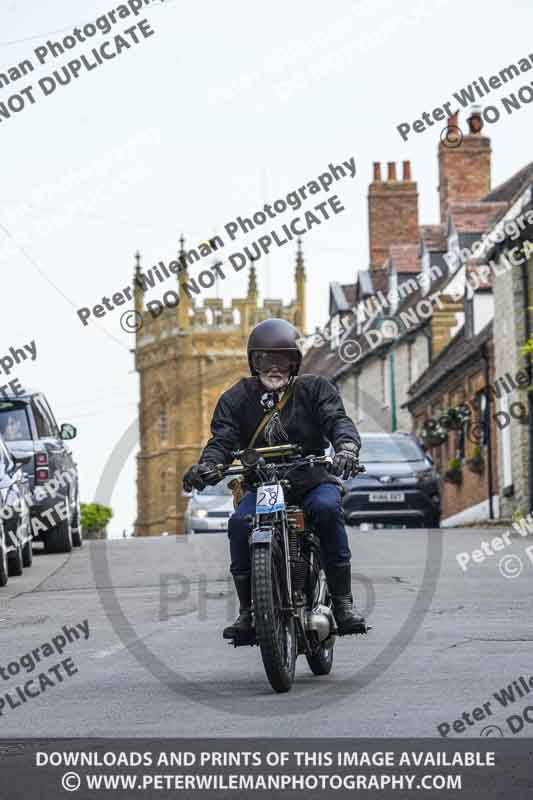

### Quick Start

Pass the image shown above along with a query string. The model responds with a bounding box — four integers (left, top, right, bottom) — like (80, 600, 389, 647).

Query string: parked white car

(184, 476, 234, 534)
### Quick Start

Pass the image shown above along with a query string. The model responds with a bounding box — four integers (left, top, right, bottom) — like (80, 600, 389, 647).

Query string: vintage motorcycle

(204, 443, 369, 694)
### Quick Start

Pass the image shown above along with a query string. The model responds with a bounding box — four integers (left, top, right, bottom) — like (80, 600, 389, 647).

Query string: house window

(471, 391, 486, 448)
(456, 428, 466, 460)
(499, 394, 512, 488)
(389, 269, 399, 315)
(159, 405, 168, 442)
(161, 470, 167, 504)
(406, 339, 420, 387)
(433, 441, 442, 473)
(420, 250, 431, 297)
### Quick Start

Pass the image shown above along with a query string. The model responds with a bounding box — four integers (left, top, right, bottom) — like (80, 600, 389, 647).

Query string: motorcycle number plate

(252, 528, 272, 544)
(256, 483, 285, 515)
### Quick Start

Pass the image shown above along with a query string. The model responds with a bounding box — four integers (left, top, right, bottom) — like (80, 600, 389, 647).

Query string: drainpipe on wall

(519, 247, 533, 512)
(420, 323, 433, 365)
(389, 349, 397, 431)
(480, 341, 494, 520)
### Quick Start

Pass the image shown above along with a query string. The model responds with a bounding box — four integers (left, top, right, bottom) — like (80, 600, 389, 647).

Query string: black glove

(331, 442, 360, 480)
(183, 462, 220, 493)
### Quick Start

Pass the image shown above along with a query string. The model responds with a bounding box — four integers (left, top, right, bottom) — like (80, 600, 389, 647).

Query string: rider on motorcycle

(183, 318, 365, 639)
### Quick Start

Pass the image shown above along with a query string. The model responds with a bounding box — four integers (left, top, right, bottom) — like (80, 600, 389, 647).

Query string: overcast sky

(1, 0, 532, 536)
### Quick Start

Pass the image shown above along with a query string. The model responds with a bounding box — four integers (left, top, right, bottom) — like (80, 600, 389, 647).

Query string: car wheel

(0, 530, 8, 587)
(71, 493, 83, 547)
(72, 525, 83, 548)
(22, 533, 33, 567)
(45, 498, 73, 554)
(424, 513, 441, 529)
(8, 539, 23, 576)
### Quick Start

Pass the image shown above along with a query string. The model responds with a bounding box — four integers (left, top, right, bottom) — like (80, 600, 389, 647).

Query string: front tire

(253, 539, 296, 693)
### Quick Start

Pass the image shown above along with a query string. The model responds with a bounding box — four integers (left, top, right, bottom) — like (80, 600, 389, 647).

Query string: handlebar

(203, 452, 366, 481)
(210, 453, 331, 479)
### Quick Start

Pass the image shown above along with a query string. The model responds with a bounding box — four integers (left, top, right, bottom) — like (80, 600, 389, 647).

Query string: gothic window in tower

(159, 405, 168, 442)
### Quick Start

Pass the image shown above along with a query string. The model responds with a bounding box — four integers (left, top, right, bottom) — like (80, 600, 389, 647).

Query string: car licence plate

(369, 492, 405, 503)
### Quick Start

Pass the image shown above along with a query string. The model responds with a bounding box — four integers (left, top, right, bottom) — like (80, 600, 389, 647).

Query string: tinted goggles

(252, 351, 294, 372)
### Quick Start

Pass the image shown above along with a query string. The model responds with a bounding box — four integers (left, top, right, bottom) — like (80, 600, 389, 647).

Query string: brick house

(404, 317, 499, 526)
(303, 109, 494, 435)
(476, 167, 533, 517)
(402, 161, 533, 523)
(304, 110, 533, 525)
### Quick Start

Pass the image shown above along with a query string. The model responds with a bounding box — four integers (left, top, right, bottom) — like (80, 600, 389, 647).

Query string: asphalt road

(0, 528, 532, 738)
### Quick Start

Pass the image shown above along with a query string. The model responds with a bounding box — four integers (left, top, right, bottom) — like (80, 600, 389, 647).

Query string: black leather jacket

(199, 374, 360, 500)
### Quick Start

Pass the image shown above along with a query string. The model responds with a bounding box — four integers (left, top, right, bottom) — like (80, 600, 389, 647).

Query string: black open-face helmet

(247, 318, 302, 376)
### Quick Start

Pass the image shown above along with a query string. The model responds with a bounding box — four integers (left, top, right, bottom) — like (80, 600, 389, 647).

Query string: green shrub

(80, 502, 113, 532)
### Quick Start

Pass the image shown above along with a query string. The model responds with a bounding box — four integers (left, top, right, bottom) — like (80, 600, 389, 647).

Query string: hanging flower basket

(466, 446, 485, 475)
(420, 423, 447, 448)
(440, 406, 469, 431)
(444, 457, 463, 485)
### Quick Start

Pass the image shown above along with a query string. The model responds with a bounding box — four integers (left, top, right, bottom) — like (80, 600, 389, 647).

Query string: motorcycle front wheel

(252, 536, 296, 693)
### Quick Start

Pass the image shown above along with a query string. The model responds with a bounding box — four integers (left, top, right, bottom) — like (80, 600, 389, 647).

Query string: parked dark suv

(0, 391, 81, 553)
(342, 432, 441, 528)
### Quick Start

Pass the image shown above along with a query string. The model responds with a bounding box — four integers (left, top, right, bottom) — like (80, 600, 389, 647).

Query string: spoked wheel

(305, 540, 335, 676)
(252, 536, 296, 693)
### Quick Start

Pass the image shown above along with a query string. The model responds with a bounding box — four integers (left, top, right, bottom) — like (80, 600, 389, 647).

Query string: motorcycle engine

(305, 604, 335, 642)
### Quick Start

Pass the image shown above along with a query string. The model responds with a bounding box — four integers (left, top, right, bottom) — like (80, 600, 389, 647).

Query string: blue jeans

(227, 483, 351, 576)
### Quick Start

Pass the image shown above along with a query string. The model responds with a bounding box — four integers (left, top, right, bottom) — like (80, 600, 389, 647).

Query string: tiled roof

(449, 202, 507, 233)
(369, 266, 389, 297)
(358, 269, 375, 296)
(389, 243, 420, 273)
(404, 320, 493, 407)
(329, 282, 352, 314)
(419, 224, 447, 252)
(484, 161, 533, 204)
(302, 261, 457, 381)
(301, 334, 340, 378)
(341, 283, 357, 307)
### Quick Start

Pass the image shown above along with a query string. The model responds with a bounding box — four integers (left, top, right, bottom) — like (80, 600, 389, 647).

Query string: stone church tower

(133, 238, 306, 536)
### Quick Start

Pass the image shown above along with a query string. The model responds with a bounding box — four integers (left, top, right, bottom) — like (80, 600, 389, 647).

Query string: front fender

(251, 527, 272, 544)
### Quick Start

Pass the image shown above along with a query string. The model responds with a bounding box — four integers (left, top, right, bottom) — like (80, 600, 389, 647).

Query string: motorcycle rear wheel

(252, 538, 296, 693)
(306, 637, 334, 675)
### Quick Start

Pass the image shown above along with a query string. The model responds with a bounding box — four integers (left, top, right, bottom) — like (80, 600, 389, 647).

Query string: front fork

(280, 513, 293, 608)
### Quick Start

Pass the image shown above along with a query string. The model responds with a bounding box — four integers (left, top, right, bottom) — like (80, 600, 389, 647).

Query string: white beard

(259, 373, 289, 392)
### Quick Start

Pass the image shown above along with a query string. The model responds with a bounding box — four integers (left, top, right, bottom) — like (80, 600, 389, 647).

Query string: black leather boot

(223, 574, 254, 640)
(326, 561, 369, 635)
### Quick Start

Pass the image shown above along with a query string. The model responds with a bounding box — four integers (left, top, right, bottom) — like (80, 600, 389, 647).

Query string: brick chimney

(438, 110, 491, 224)
(368, 160, 418, 270)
